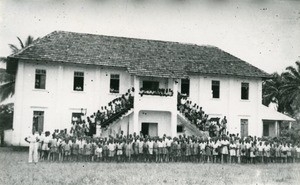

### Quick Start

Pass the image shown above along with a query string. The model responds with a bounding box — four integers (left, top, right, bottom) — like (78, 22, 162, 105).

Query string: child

(256, 142, 264, 163)
(116, 140, 123, 162)
(270, 143, 276, 163)
(275, 143, 281, 163)
(263, 142, 271, 164)
(287, 143, 292, 163)
(153, 139, 159, 163)
(296, 144, 300, 163)
(205, 140, 212, 163)
(91, 139, 97, 162)
(229, 140, 236, 163)
(63, 139, 71, 162)
(103, 141, 109, 162)
(78, 137, 85, 162)
(236, 139, 241, 164)
(291, 144, 297, 163)
(245, 140, 251, 164)
(250, 143, 256, 164)
(41, 131, 51, 161)
(48, 135, 58, 161)
(199, 140, 206, 163)
(143, 140, 148, 162)
(157, 139, 163, 162)
(185, 140, 192, 162)
(240, 140, 246, 163)
(193, 139, 199, 162)
(147, 138, 154, 162)
(212, 139, 219, 163)
(85, 139, 92, 162)
(125, 140, 132, 162)
(221, 138, 229, 163)
(72, 138, 79, 161)
(108, 140, 116, 162)
(171, 139, 178, 162)
(281, 143, 288, 163)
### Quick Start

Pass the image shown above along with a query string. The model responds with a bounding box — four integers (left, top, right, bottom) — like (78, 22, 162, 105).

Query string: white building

(6, 31, 294, 146)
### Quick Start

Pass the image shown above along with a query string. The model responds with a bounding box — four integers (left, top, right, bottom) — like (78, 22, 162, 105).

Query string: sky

(0, 0, 299, 73)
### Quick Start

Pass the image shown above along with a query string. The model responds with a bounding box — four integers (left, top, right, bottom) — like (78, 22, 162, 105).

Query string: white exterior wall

(12, 60, 265, 146)
(187, 75, 262, 137)
(12, 60, 133, 145)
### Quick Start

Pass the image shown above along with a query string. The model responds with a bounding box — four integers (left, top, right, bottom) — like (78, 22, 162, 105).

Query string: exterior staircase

(177, 111, 209, 138)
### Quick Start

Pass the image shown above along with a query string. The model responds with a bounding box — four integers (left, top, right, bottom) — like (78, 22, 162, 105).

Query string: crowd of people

(139, 88, 174, 97)
(70, 88, 135, 137)
(26, 129, 300, 164)
(178, 94, 227, 136)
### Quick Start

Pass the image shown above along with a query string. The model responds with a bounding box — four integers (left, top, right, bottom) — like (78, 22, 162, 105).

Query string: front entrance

(240, 119, 248, 138)
(141, 122, 158, 137)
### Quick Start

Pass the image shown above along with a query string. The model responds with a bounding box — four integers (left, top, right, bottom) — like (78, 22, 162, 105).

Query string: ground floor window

(263, 123, 269, 136)
(177, 125, 183, 133)
(71, 112, 82, 124)
(32, 111, 44, 133)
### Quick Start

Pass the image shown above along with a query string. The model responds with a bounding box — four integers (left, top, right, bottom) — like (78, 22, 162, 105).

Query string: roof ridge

(48, 30, 221, 49)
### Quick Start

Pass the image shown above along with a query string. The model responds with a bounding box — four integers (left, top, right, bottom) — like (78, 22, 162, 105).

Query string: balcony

(134, 94, 176, 112)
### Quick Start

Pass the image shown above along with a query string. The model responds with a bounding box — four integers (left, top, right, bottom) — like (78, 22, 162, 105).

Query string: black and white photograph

(0, 0, 300, 184)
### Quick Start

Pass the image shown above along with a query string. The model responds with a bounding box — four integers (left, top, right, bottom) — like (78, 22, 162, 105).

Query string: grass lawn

(1, 147, 300, 185)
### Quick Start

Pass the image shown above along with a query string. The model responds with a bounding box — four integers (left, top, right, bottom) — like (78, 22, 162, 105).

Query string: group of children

(139, 88, 174, 97)
(178, 94, 227, 136)
(70, 88, 135, 137)
(35, 130, 300, 164)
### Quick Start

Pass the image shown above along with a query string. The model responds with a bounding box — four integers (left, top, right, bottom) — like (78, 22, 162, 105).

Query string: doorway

(141, 122, 158, 137)
(240, 119, 248, 138)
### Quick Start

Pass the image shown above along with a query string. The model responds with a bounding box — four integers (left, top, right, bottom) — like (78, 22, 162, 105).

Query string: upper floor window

(241, 82, 249, 100)
(143, 81, 159, 91)
(211, 80, 220, 99)
(181, 79, 190, 96)
(73, 71, 84, 91)
(35, 69, 46, 89)
(110, 74, 120, 93)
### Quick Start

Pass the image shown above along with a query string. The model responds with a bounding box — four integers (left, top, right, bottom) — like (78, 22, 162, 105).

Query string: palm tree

(280, 61, 300, 115)
(0, 36, 36, 102)
(9, 36, 35, 54)
(262, 72, 286, 113)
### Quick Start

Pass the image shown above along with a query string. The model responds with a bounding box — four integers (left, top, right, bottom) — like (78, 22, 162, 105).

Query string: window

(142, 81, 159, 91)
(263, 123, 269, 136)
(32, 111, 44, 133)
(177, 125, 183, 133)
(181, 79, 190, 96)
(110, 74, 120, 93)
(35, 69, 46, 89)
(211, 80, 220, 98)
(73, 71, 84, 91)
(241, 82, 249, 100)
(71, 112, 82, 124)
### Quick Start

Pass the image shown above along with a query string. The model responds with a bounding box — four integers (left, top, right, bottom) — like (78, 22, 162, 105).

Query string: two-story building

(6, 31, 294, 146)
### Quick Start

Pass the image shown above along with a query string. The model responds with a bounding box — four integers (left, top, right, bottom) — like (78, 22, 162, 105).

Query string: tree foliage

(263, 61, 300, 116)
(0, 103, 13, 131)
(0, 35, 36, 102)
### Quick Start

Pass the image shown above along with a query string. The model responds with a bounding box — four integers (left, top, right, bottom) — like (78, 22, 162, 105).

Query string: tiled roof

(8, 31, 269, 78)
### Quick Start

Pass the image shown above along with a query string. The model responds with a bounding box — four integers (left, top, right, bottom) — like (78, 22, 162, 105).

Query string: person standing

(25, 131, 40, 163)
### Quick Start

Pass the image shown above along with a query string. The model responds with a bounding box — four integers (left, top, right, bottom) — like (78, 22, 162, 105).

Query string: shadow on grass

(0, 146, 28, 151)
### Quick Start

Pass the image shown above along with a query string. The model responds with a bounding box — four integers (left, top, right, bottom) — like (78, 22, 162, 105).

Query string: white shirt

(147, 141, 154, 149)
